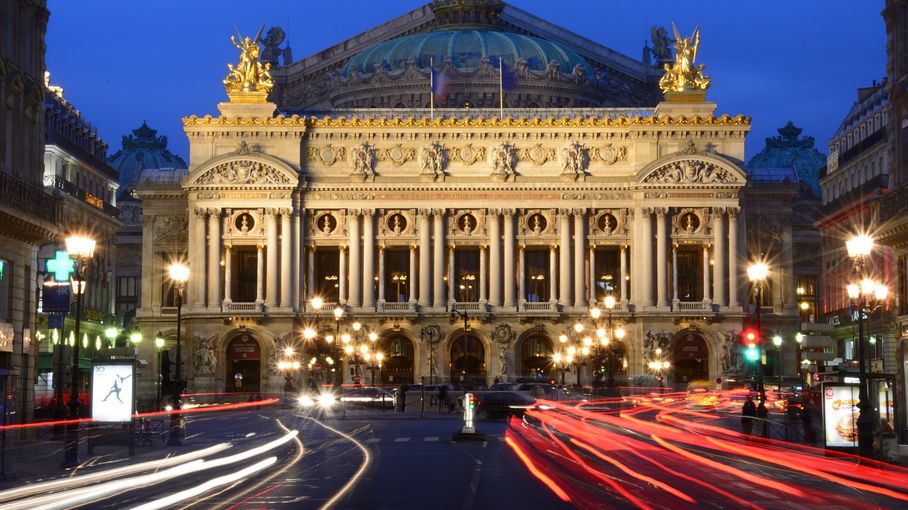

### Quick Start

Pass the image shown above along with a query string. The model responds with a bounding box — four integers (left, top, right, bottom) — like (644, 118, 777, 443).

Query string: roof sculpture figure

(658, 23, 710, 94)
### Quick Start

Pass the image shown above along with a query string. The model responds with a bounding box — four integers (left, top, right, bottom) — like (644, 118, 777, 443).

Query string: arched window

(519, 335, 553, 378)
(450, 335, 485, 388)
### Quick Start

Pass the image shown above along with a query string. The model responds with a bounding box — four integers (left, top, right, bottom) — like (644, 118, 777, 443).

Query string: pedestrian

(801, 395, 816, 444)
(438, 384, 448, 413)
(756, 400, 769, 438)
(741, 395, 756, 436)
(398, 383, 408, 413)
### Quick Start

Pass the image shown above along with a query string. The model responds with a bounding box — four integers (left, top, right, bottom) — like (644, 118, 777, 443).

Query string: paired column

(712, 209, 726, 306)
(517, 246, 525, 303)
(307, 247, 315, 301)
(362, 209, 375, 308)
(640, 209, 654, 307)
(589, 246, 596, 303)
(348, 211, 361, 307)
(503, 210, 516, 307)
(408, 245, 417, 303)
(479, 246, 488, 302)
(655, 209, 668, 308)
(338, 247, 347, 303)
(280, 210, 292, 308)
(448, 246, 456, 303)
(377, 246, 386, 303)
(549, 246, 558, 302)
(488, 210, 501, 306)
(265, 210, 278, 307)
(256, 245, 264, 304)
(702, 245, 711, 302)
(728, 208, 740, 308)
(558, 209, 571, 306)
(418, 210, 432, 307)
(141, 215, 154, 309)
(190, 209, 207, 308)
(573, 210, 585, 306)
(620, 245, 628, 303)
(223, 245, 232, 303)
(433, 210, 446, 308)
(671, 244, 679, 305)
(292, 209, 301, 310)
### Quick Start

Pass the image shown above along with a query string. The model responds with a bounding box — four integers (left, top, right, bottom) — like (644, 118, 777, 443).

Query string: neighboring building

(880, 0, 908, 441)
(745, 122, 824, 385)
(0, 0, 57, 424)
(35, 81, 122, 410)
(132, 1, 766, 410)
(108, 122, 186, 328)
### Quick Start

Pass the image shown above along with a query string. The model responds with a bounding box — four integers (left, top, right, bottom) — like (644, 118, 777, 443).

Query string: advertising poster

(91, 363, 135, 423)
(823, 384, 859, 448)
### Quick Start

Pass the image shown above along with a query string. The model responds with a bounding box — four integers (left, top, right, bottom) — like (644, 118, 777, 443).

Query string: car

(473, 391, 537, 420)
(516, 383, 559, 398)
(489, 382, 517, 391)
(340, 387, 394, 408)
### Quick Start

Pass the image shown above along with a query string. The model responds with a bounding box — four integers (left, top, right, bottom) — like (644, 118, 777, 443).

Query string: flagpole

(499, 58, 504, 117)
(430, 57, 434, 120)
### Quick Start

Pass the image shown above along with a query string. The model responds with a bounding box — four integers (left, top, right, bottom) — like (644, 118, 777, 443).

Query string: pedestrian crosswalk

(322, 435, 505, 445)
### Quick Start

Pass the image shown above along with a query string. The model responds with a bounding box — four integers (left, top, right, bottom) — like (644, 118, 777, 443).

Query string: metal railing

(378, 302, 413, 312)
(0, 171, 61, 223)
(521, 301, 556, 312)
(222, 302, 261, 313)
(53, 176, 121, 220)
(880, 181, 908, 222)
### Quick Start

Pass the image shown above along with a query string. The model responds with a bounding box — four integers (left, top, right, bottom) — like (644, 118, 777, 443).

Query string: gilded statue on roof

(658, 23, 711, 94)
(223, 26, 274, 94)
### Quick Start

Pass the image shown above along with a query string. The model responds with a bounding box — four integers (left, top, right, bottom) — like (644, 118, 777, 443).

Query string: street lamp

(331, 305, 344, 388)
(772, 334, 783, 388)
(747, 262, 769, 406)
(167, 262, 189, 446)
(154, 335, 165, 410)
(845, 233, 887, 458)
(63, 234, 95, 468)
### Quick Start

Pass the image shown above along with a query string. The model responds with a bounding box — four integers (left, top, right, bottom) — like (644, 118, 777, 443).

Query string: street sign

(43, 284, 72, 314)
(870, 358, 884, 374)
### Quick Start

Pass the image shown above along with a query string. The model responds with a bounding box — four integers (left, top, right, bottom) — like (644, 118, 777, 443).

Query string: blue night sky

(45, 0, 885, 164)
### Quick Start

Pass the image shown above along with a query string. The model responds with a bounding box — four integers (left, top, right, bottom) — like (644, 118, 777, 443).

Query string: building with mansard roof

(130, 1, 803, 406)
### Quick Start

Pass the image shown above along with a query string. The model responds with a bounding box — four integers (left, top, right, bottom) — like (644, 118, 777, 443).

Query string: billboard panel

(823, 384, 859, 448)
(91, 362, 135, 423)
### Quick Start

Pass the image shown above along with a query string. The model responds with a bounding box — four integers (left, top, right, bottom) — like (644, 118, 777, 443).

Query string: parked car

(474, 391, 537, 420)
(516, 383, 558, 398)
(489, 382, 517, 391)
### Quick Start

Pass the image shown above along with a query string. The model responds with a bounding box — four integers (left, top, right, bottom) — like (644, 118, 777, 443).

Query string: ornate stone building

(133, 1, 762, 405)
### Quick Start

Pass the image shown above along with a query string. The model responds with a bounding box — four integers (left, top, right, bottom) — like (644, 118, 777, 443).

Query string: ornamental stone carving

(306, 144, 345, 166)
(450, 144, 485, 165)
(349, 143, 376, 182)
(154, 216, 188, 242)
(488, 142, 516, 182)
(417, 142, 446, 182)
(558, 141, 588, 181)
(492, 323, 516, 346)
(643, 159, 736, 184)
(193, 335, 217, 375)
(522, 144, 556, 165)
(195, 160, 293, 185)
(591, 144, 628, 165)
(377, 144, 416, 166)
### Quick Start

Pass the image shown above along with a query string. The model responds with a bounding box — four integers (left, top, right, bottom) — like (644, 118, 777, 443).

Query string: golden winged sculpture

(658, 23, 711, 94)
(223, 25, 274, 94)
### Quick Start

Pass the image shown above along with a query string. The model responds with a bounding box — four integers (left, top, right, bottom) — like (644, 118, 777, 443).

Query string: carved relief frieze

(449, 144, 486, 165)
(306, 144, 346, 166)
(643, 159, 737, 184)
(376, 144, 416, 166)
(522, 144, 556, 165)
(307, 192, 376, 201)
(195, 159, 293, 185)
(590, 144, 628, 165)
(153, 216, 188, 242)
(560, 192, 630, 201)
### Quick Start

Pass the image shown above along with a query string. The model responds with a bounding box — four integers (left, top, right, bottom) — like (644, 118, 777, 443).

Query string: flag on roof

(431, 67, 452, 103)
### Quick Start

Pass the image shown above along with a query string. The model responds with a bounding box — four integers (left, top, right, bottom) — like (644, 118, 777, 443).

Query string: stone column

(307, 247, 315, 301)
(190, 208, 206, 309)
(409, 245, 417, 303)
(620, 245, 628, 304)
(338, 247, 346, 303)
(140, 215, 154, 309)
(573, 210, 585, 306)
(348, 211, 361, 307)
(712, 209, 726, 306)
(448, 246, 456, 302)
(488, 210, 501, 306)
(256, 244, 264, 304)
(781, 221, 794, 312)
(223, 245, 232, 304)
(362, 209, 375, 308)
(480, 245, 488, 303)
(266, 210, 278, 307)
(503, 210, 516, 307)
(418, 210, 431, 307)
(517, 245, 525, 303)
(702, 245, 711, 302)
(728, 208, 740, 308)
(589, 246, 596, 304)
(640, 209, 654, 307)
(378, 246, 385, 304)
(549, 246, 558, 303)
(559, 209, 571, 306)
(280, 211, 292, 308)
(292, 210, 301, 311)
(656, 209, 668, 308)
(672, 244, 679, 305)
(433, 210, 445, 308)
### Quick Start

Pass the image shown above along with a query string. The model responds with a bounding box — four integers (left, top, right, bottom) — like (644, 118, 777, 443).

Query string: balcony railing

(520, 301, 557, 313)
(54, 176, 121, 220)
(222, 302, 262, 313)
(675, 301, 715, 312)
(881, 182, 908, 223)
(378, 302, 416, 313)
(450, 302, 486, 312)
(0, 171, 61, 223)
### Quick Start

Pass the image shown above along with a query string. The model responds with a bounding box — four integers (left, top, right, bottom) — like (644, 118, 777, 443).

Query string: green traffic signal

(744, 345, 759, 362)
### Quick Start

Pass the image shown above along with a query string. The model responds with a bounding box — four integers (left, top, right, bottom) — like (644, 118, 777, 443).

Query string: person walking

(398, 383, 408, 413)
(756, 400, 769, 438)
(438, 384, 448, 413)
(741, 395, 756, 436)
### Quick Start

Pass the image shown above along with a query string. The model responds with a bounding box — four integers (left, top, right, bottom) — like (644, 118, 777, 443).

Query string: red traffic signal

(743, 329, 760, 344)
(467, 393, 477, 409)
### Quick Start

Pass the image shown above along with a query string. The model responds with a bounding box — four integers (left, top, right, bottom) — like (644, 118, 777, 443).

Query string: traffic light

(744, 329, 759, 344)
(467, 393, 477, 410)
(744, 344, 760, 363)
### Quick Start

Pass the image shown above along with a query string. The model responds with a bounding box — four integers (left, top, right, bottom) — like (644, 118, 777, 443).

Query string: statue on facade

(650, 26, 674, 63)
(193, 335, 217, 375)
(261, 27, 287, 67)
(224, 26, 274, 94)
(418, 142, 446, 181)
(488, 142, 516, 181)
(349, 143, 376, 182)
(498, 349, 509, 377)
(658, 23, 710, 93)
(559, 141, 588, 180)
(721, 331, 742, 375)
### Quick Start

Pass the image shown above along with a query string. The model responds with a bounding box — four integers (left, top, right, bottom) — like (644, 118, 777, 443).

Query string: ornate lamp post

(772, 334, 783, 388)
(647, 347, 671, 386)
(278, 346, 301, 393)
(63, 234, 95, 468)
(746, 262, 769, 406)
(166, 263, 189, 446)
(846, 233, 887, 458)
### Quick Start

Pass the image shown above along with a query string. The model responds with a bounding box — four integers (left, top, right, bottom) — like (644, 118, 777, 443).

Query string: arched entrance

(378, 335, 415, 385)
(225, 333, 261, 393)
(450, 335, 486, 389)
(518, 335, 553, 381)
(672, 332, 709, 386)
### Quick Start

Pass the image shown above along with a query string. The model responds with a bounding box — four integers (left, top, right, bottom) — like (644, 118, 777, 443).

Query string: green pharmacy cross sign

(47, 250, 76, 282)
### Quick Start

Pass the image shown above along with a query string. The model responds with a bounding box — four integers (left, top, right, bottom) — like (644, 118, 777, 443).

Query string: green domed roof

(341, 29, 593, 77)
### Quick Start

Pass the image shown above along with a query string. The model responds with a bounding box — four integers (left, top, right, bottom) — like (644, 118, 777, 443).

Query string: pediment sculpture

(349, 143, 376, 182)
(559, 141, 588, 181)
(643, 159, 735, 184)
(488, 142, 516, 182)
(195, 159, 292, 185)
(418, 142, 446, 182)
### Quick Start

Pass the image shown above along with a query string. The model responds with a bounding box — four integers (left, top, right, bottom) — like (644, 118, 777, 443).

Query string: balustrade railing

(0, 171, 61, 223)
